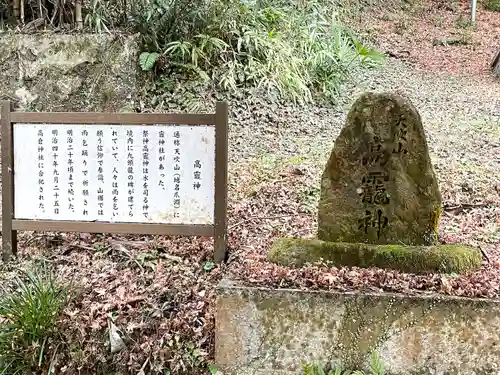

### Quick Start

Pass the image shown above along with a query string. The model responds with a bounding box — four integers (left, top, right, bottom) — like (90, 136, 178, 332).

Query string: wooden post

(2, 101, 17, 262)
(214, 101, 228, 263)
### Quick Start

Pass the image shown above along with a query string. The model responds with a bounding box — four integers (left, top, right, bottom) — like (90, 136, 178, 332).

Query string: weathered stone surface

(0, 33, 139, 111)
(215, 280, 500, 375)
(492, 48, 500, 77)
(318, 92, 442, 245)
(268, 237, 482, 274)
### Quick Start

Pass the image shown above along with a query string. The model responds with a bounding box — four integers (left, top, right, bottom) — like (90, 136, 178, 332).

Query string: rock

(268, 237, 482, 274)
(108, 320, 125, 354)
(491, 48, 500, 77)
(0, 33, 140, 112)
(318, 92, 442, 245)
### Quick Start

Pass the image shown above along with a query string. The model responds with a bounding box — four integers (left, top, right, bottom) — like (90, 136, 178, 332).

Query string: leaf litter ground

(1, 1, 499, 374)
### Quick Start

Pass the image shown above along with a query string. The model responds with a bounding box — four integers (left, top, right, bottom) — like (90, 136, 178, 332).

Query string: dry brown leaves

(5, 141, 499, 375)
(351, 0, 500, 79)
(226, 163, 500, 300)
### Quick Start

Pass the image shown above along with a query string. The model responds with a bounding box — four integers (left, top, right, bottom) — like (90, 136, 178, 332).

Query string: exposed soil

(0, 0, 499, 374)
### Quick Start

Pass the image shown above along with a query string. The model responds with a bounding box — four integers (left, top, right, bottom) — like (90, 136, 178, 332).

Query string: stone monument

(268, 92, 481, 274)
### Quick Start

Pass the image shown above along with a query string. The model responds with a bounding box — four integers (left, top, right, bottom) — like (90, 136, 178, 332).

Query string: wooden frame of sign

(1, 101, 228, 263)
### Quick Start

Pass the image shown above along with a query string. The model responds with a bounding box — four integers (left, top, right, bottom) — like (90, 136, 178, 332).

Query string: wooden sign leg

(2, 101, 17, 262)
(214, 101, 228, 263)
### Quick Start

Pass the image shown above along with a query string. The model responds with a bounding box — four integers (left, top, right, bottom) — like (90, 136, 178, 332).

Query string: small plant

(208, 363, 218, 374)
(456, 15, 474, 28)
(301, 351, 385, 375)
(0, 267, 69, 374)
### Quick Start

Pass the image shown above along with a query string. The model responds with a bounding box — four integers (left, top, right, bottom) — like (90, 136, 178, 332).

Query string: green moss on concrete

(268, 237, 482, 274)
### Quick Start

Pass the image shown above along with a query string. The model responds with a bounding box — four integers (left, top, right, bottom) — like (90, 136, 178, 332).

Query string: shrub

(134, 0, 384, 103)
(0, 267, 69, 374)
(0, 0, 383, 103)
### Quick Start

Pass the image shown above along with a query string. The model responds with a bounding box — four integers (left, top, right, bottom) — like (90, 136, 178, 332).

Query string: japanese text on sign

(14, 124, 215, 225)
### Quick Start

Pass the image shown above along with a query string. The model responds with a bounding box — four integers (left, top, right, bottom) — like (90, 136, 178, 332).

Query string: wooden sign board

(1, 101, 228, 263)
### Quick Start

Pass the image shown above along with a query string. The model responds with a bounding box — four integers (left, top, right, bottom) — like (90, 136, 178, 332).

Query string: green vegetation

(0, 0, 384, 104)
(0, 267, 69, 374)
(301, 351, 385, 375)
(484, 0, 500, 11)
(135, 0, 384, 103)
(268, 238, 482, 274)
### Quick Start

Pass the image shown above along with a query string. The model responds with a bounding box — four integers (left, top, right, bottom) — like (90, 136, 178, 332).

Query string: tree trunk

(13, 0, 20, 20)
(38, 0, 43, 19)
(20, 0, 24, 25)
(75, 0, 83, 29)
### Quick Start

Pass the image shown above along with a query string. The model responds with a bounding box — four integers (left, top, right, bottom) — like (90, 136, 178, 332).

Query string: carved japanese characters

(317, 92, 442, 245)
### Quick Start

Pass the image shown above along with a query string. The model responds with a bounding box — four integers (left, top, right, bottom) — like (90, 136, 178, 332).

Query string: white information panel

(13, 124, 215, 225)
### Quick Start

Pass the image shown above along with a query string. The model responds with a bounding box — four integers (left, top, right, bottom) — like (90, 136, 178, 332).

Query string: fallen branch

(479, 246, 490, 264)
(443, 203, 488, 212)
(491, 48, 500, 76)
(109, 239, 148, 249)
(61, 243, 96, 256)
(385, 50, 410, 59)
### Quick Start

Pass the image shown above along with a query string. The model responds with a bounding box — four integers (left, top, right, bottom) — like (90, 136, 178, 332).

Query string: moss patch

(268, 237, 482, 274)
(484, 0, 500, 11)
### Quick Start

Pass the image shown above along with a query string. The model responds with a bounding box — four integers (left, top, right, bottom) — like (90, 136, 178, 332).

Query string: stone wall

(0, 33, 140, 112)
(216, 279, 500, 375)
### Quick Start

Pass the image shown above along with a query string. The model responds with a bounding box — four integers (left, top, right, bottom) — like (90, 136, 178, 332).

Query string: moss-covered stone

(318, 92, 442, 245)
(268, 237, 482, 274)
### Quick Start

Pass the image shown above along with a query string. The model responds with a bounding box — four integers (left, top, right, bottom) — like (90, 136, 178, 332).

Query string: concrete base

(215, 279, 500, 375)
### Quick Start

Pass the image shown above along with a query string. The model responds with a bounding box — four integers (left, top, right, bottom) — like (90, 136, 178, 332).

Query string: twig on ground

(443, 203, 488, 213)
(109, 239, 148, 249)
(62, 243, 96, 256)
(479, 246, 490, 264)
(159, 254, 183, 262)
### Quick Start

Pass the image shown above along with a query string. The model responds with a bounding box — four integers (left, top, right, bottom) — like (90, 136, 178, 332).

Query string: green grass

(301, 351, 385, 375)
(0, 267, 69, 374)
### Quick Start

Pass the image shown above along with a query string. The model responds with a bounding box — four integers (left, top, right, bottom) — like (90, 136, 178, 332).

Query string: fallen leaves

(350, 0, 500, 78)
(1, 6, 499, 371)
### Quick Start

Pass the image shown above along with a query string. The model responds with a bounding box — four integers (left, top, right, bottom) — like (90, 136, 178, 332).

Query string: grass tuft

(0, 267, 68, 374)
(484, 0, 500, 12)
